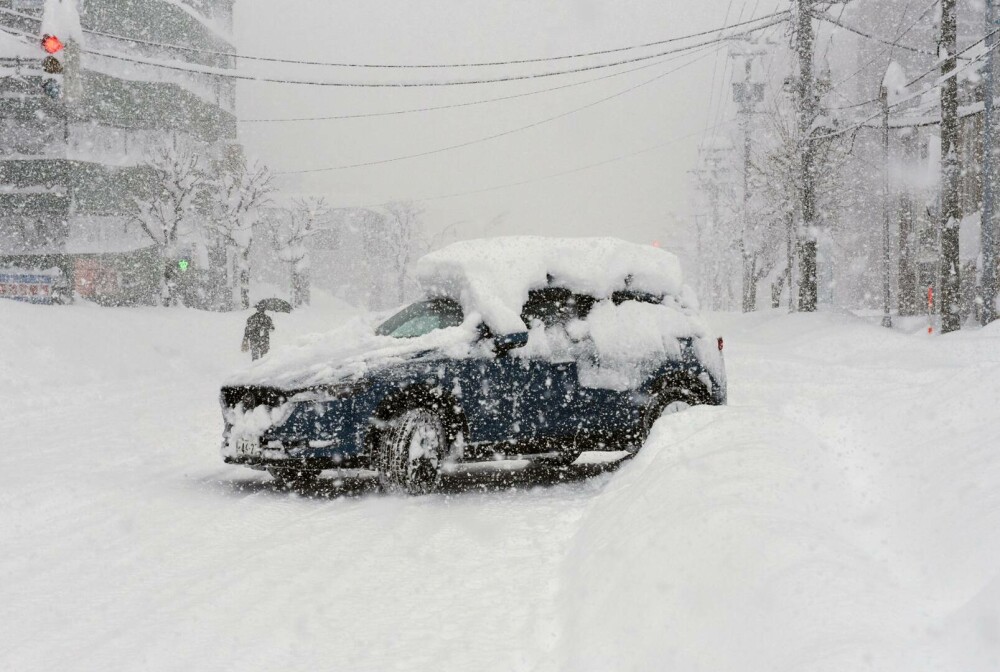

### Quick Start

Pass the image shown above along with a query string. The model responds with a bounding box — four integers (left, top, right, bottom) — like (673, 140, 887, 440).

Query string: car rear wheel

(375, 408, 446, 495)
(638, 382, 706, 446)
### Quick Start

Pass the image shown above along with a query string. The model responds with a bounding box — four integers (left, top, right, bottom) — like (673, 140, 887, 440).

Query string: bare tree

(131, 140, 209, 306)
(379, 201, 426, 305)
(210, 158, 274, 309)
(266, 197, 330, 307)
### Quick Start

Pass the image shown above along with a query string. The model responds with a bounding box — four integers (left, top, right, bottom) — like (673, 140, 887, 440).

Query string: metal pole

(882, 83, 893, 328)
(983, 0, 997, 324)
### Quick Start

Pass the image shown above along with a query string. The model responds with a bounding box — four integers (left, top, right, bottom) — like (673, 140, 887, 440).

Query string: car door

(458, 353, 526, 444)
(511, 288, 588, 445)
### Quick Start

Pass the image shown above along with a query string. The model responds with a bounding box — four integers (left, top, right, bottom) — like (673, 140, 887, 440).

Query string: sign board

(0, 270, 58, 304)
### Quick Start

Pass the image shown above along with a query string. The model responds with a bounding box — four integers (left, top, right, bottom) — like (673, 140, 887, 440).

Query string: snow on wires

(79, 15, 790, 89)
(0, 6, 790, 70)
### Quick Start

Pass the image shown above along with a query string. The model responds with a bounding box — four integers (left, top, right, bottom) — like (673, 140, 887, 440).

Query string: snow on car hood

(416, 236, 691, 334)
(226, 315, 484, 390)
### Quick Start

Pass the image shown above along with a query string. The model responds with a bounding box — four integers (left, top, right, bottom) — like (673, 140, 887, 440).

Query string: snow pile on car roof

(416, 237, 691, 334)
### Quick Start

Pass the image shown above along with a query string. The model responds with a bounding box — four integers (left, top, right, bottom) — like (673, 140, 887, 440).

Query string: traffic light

(40, 34, 64, 99)
(178, 259, 190, 273)
(42, 34, 65, 55)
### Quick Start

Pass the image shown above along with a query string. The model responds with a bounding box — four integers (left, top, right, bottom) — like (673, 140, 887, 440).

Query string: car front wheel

(375, 408, 446, 495)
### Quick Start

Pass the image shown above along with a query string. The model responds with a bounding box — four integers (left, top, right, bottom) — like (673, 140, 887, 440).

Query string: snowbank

(559, 407, 916, 671)
(416, 237, 689, 334)
(557, 311, 1000, 671)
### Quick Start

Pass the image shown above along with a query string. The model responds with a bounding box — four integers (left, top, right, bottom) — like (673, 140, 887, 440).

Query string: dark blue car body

(220, 304, 726, 474)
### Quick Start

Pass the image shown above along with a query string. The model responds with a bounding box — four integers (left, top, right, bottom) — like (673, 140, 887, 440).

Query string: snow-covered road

(2, 299, 998, 671)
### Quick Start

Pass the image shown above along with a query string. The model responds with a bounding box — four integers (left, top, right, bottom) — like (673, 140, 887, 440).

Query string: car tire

(638, 382, 706, 445)
(376, 408, 446, 495)
(267, 466, 321, 488)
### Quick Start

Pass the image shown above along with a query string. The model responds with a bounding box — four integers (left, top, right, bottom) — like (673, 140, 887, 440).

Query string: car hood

(225, 315, 485, 390)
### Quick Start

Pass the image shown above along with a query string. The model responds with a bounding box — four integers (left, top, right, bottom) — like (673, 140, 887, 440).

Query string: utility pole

(796, 0, 818, 312)
(732, 45, 766, 313)
(983, 0, 998, 325)
(940, 0, 962, 333)
(898, 131, 918, 316)
(881, 82, 892, 328)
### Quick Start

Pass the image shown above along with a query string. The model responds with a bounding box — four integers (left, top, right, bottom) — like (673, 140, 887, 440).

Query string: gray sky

(235, 1, 786, 263)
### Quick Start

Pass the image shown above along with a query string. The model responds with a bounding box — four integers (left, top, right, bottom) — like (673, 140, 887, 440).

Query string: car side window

(521, 288, 595, 327)
(377, 299, 464, 338)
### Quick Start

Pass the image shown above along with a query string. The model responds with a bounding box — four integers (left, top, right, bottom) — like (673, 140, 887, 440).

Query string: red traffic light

(41, 34, 65, 54)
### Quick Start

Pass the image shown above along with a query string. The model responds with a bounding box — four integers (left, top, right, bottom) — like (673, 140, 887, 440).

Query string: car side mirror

(493, 331, 529, 357)
(476, 323, 495, 341)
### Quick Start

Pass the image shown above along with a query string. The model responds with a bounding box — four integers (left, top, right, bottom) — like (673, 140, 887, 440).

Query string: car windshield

(376, 298, 464, 338)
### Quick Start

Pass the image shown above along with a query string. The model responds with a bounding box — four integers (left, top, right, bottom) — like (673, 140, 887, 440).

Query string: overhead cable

(343, 120, 737, 208)
(80, 16, 788, 88)
(277, 44, 724, 174)
(241, 44, 717, 123)
(813, 33, 1000, 142)
(0, 5, 789, 69)
(811, 10, 935, 56)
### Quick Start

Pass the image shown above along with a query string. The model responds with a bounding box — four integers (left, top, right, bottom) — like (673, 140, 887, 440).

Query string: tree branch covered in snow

(130, 140, 210, 306)
(208, 156, 274, 309)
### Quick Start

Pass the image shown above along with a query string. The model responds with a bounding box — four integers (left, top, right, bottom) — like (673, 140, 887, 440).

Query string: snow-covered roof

(416, 236, 689, 334)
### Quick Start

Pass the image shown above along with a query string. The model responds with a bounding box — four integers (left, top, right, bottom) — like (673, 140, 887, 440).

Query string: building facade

(0, 0, 238, 305)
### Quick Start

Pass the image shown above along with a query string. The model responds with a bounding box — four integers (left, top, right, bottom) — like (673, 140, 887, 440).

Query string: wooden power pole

(796, 0, 818, 312)
(940, 0, 962, 333)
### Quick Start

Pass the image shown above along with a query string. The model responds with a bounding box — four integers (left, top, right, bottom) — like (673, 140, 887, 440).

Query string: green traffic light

(178, 259, 189, 272)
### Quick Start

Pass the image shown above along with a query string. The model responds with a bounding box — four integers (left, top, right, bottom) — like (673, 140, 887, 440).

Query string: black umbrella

(256, 297, 293, 313)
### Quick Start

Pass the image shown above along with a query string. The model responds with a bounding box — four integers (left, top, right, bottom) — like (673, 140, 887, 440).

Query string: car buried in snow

(219, 237, 727, 493)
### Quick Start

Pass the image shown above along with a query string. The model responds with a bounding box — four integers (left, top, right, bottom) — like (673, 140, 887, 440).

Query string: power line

(824, 0, 940, 95)
(902, 27, 999, 89)
(814, 33, 1000, 141)
(0, 6, 40, 23)
(348, 120, 737, 208)
(90, 11, 790, 69)
(80, 17, 788, 88)
(0, 5, 789, 69)
(700, 0, 740, 157)
(277, 44, 724, 174)
(241, 43, 716, 124)
(812, 10, 935, 56)
(823, 0, 923, 111)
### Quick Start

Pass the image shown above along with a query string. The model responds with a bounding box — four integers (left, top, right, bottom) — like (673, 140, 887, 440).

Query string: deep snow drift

(1, 299, 998, 671)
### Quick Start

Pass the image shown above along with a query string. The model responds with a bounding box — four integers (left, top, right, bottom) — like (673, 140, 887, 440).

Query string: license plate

(236, 437, 261, 458)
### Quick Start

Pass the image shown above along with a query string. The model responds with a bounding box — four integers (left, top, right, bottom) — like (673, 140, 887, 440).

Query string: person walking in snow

(243, 303, 275, 361)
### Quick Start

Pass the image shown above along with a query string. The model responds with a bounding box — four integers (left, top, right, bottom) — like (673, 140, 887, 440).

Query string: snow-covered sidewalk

(1, 302, 998, 671)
